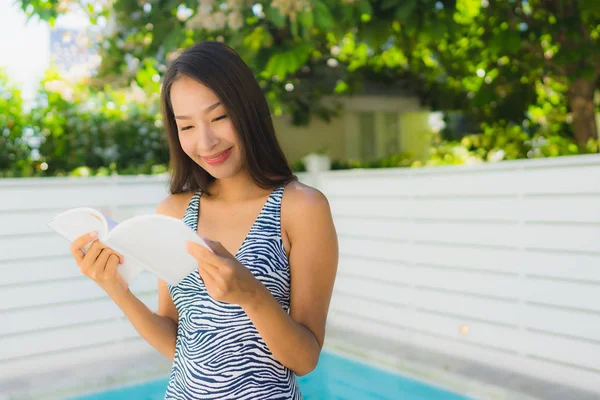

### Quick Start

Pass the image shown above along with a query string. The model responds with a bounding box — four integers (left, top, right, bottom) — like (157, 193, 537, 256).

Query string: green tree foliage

(0, 69, 33, 176)
(16, 0, 461, 125)
(0, 66, 168, 177)
(426, 0, 600, 147)
(19, 1, 599, 146)
(10, 0, 600, 178)
(32, 67, 168, 176)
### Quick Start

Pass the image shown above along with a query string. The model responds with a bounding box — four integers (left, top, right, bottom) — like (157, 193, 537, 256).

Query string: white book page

(47, 208, 108, 252)
(106, 214, 213, 286)
(97, 215, 146, 285)
(47, 208, 144, 285)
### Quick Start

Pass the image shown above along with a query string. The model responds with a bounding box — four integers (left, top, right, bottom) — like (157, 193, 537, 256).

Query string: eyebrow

(174, 101, 222, 120)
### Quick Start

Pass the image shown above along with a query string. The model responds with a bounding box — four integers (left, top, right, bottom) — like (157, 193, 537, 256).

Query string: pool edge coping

(323, 338, 542, 400)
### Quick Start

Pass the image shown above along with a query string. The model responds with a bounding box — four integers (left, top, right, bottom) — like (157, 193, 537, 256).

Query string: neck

(210, 170, 266, 202)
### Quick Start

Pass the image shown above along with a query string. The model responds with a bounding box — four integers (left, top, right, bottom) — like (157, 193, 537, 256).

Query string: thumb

(204, 238, 232, 258)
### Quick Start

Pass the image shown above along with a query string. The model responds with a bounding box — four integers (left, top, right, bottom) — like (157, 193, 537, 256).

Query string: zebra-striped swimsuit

(165, 185, 301, 399)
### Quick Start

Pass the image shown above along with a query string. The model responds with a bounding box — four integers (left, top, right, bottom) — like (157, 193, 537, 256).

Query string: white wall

(1, 155, 599, 394)
(0, 175, 170, 383)
(316, 154, 600, 394)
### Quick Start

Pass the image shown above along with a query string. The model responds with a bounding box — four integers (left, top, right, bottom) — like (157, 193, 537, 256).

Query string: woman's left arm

(186, 187, 338, 376)
(244, 187, 338, 375)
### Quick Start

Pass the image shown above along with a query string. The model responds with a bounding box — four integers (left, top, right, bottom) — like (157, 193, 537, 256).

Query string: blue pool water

(68, 351, 470, 400)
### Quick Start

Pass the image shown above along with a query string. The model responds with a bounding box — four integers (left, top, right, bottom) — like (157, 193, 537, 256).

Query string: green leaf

(488, 30, 520, 56)
(162, 27, 184, 55)
(580, 0, 600, 19)
(243, 26, 271, 52)
(298, 10, 314, 29)
(334, 80, 349, 93)
(267, 6, 286, 29)
(381, 0, 402, 10)
(341, 3, 354, 22)
(395, 0, 417, 21)
(361, 23, 392, 48)
(290, 18, 299, 37)
(487, 68, 499, 80)
(359, 0, 373, 16)
(314, 1, 334, 30)
(264, 44, 312, 79)
(286, 44, 310, 73)
(503, 31, 521, 55)
(430, 21, 447, 38)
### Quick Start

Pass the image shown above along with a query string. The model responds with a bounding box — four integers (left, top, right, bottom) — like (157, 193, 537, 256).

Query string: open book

(47, 207, 212, 286)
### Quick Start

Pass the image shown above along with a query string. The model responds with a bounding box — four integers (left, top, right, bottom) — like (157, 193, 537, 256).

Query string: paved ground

(0, 352, 171, 400)
(2, 327, 597, 400)
(325, 325, 599, 400)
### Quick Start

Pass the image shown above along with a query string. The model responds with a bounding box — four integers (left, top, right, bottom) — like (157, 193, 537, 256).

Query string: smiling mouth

(201, 148, 232, 165)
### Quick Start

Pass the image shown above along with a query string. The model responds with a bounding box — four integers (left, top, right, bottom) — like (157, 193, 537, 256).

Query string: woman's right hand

(70, 231, 128, 297)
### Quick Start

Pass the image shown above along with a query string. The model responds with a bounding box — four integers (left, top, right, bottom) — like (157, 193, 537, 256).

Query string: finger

(70, 231, 97, 259)
(204, 239, 233, 258)
(186, 241, 225, 265)
(70, 231, 97, 252)
(104, 253, 121, 281)
(92, 248, 113, 280)
(72, 248, 85, 264)
(81, 240, 107, 270)
(197, 263, 218, 285)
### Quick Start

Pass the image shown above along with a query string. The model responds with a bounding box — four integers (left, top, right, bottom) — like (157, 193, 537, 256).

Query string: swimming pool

(67, 351, 470, 400)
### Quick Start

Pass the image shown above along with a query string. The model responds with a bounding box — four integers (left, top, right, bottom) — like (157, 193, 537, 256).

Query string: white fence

(0, 175, 170, 386)
(1, 154, 600, 395)
(318, 154, 600, 394)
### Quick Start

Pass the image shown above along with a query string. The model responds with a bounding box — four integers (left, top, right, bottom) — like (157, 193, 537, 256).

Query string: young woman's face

(170, 75, 243, 179)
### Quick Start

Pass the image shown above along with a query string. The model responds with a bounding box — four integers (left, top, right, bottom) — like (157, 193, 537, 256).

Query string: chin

(206, 169, 236, 180)
(200, 161, 243, 180)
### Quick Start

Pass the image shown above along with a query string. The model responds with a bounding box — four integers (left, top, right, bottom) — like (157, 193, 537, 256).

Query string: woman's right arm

(106, 281, 178, 361)
(69, 197, 185, 361)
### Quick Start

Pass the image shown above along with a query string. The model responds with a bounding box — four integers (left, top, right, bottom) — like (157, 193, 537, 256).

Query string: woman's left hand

(186, 239, 262, 307)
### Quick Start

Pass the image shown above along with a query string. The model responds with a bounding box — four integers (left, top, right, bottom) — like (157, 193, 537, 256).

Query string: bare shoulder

(155, 191, 195, 219)
(281, 181, 334, 242)
(282, 180, 331, 215)
(281, 180, 338, 264)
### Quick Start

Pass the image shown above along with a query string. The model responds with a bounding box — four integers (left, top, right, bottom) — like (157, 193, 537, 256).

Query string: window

(382, 112, 400, 156)
(357, 111, 400, 161)
(359, 112, 376, 161)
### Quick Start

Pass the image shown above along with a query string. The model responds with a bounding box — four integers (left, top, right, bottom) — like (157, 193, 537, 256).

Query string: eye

(212, 114, 228, 122)
(180, 125, 193, 131)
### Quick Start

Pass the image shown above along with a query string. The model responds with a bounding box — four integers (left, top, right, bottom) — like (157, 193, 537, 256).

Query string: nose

(195, 123, 220, 154)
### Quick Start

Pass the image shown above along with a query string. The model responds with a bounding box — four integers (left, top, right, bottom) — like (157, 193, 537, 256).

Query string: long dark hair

(160, 41, 296, 195)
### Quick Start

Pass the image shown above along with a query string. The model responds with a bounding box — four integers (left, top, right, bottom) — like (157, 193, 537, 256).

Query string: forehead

(170, 75, 219, 111)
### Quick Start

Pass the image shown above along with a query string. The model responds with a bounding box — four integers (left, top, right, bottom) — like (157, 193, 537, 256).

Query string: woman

(68, 41, 338, 399)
